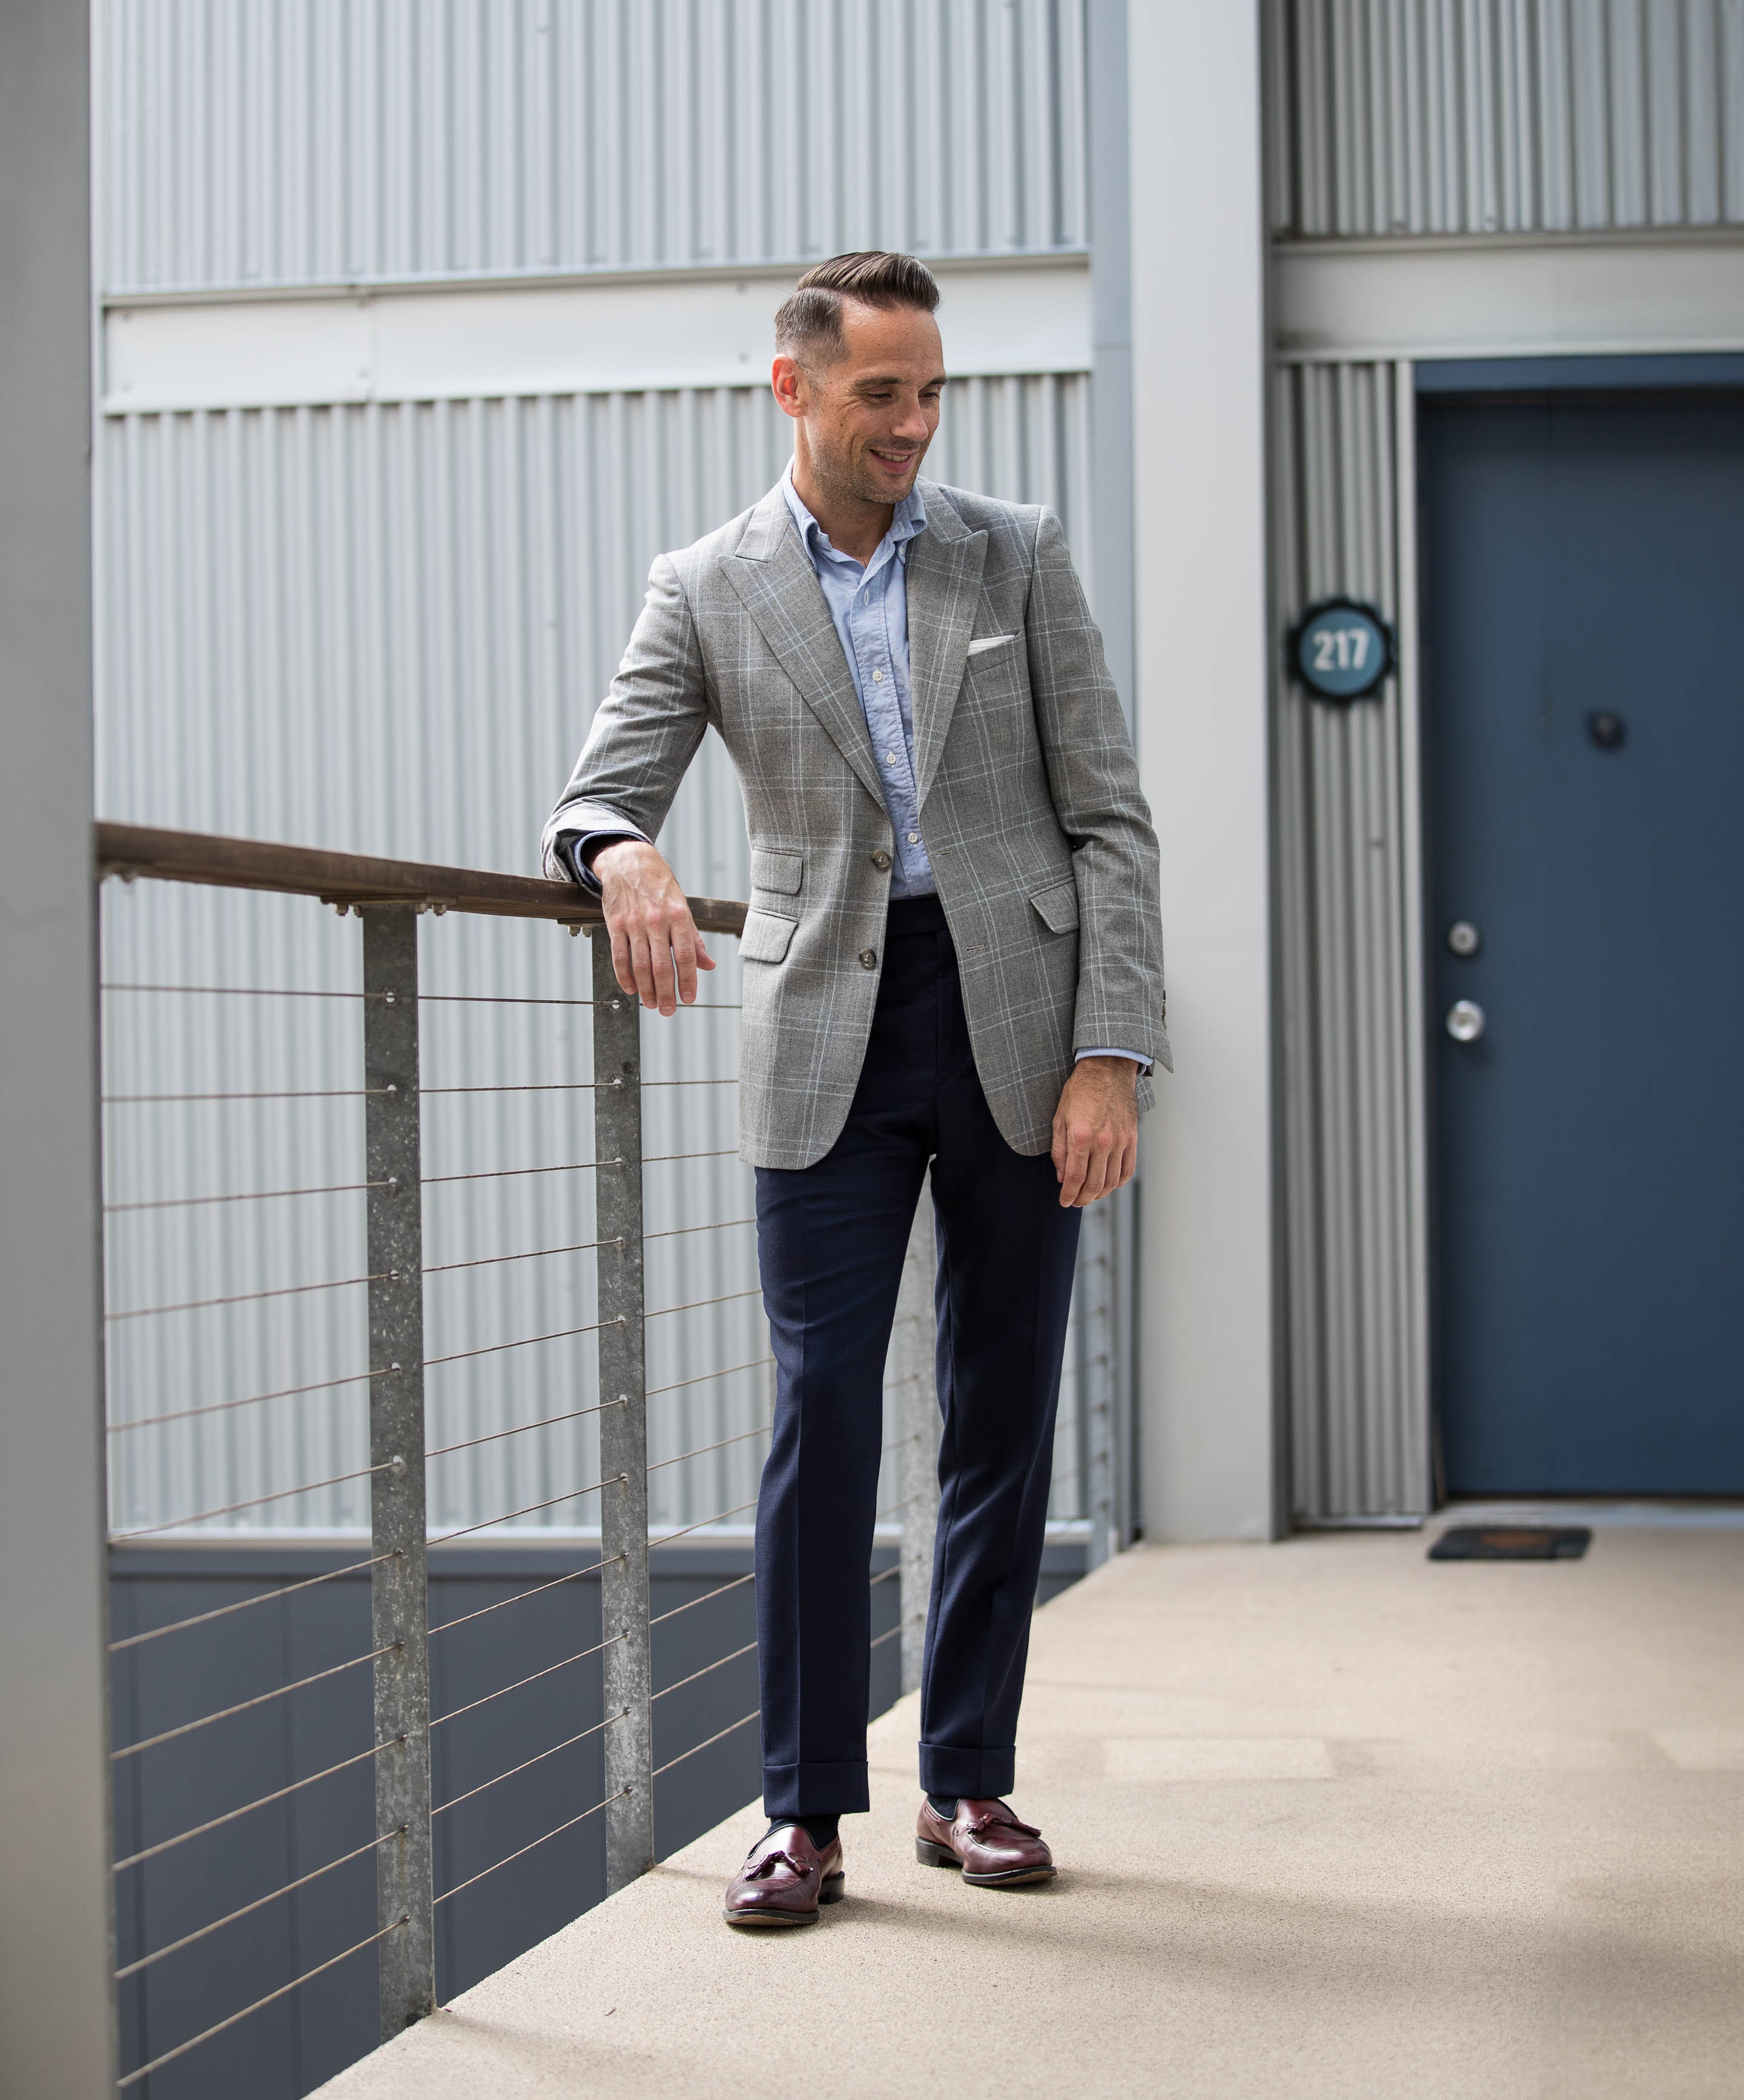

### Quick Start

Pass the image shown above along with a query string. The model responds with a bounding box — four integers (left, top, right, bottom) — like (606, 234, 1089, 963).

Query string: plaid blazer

(543, 478, 1168, 1171)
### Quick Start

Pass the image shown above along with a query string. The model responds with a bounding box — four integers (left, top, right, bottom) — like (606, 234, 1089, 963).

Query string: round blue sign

(1289, 597, 1395, 701)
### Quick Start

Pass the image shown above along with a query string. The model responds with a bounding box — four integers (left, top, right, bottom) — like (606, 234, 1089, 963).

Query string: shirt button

(885, 751, 897, 763)
(907, 832, 920, 844)
(871, 850, 891, 871)
(859, 948, 878, 969)
(872, 669, 884, 683)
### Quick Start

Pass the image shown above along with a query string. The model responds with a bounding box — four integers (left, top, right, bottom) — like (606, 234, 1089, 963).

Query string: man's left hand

(1050, 1057, 1140, 1208)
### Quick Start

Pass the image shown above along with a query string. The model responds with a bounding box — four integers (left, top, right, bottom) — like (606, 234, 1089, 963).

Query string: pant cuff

(917, 1742, 1017, 1799)
(762, 1760, 870, 1819)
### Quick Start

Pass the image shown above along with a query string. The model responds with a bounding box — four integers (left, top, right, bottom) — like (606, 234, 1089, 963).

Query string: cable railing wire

(105, 1176, 388, 1215)
(107, 1552, 393, 1651)
(426, 1553, 624, 1640)
(108, 1459, 395, 1542)
(429, 1634, 626, 1731)
(114, 1826, 406, 1981)
(652, 1708, 760, 1778)
(425, 1474, 624, 1547)
(111, 1738, 403, 1873)
(650, 1639, 759, 1704)
(649, 1568, 756, 1628)
(105, 1268, 389, 1322)
(110, 1642, 399, 1762)
(433, 1790, 629, 1906)
(104, 1085, 395, 1104)
(425, 1393, 621, 1462)
(646, 1421, 771, 1475)
(432, 1709, 628, 1820)
(116, 1918, 409, 2090)
(107, 1363, 385, 1436)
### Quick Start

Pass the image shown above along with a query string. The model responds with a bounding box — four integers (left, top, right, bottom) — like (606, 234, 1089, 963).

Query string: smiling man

(542, 251, 1167, 1929)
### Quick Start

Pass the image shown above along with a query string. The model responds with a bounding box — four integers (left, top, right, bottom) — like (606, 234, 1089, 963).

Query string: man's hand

(591, 839, 715, 1015)
(1050, 1056, 1140, 1208)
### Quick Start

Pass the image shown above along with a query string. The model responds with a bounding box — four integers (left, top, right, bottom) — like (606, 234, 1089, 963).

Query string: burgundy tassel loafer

(723, 1824, 845, 1928)
(916, 1797, 1055, 1887)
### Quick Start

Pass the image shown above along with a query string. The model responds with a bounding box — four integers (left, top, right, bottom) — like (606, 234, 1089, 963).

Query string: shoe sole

(723, 1872, 845, 1927)
(916, 1838, 1055, 1887)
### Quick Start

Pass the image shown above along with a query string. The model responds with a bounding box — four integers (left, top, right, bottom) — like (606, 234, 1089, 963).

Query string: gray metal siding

(97, 0, 1087, 292)
(98, 374, 1095, 1535)
(1271, 360, 1432, 1521)
(1270, 0, 1744, 237)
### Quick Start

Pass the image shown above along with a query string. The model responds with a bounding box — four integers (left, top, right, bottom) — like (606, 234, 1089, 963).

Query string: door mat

(1429, 1526, 1591, 1561)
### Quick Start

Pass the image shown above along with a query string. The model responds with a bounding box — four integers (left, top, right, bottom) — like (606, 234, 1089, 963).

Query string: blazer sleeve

(1023, 509, 1171, 1072)
(540, 553, 713, 882)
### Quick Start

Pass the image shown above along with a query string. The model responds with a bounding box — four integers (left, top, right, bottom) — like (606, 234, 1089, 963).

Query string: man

(543, 251, 1166, 1928)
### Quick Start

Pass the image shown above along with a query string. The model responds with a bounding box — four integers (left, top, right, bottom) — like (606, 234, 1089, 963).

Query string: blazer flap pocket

(751, 848, 804, 896)
(740, 907, 798, 964)
(1029, 878, 1080, 934)
(966, 632, 1016, 657)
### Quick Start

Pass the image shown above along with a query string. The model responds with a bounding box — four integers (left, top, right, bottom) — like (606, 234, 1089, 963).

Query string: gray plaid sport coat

(542, 477, 1168, 1172)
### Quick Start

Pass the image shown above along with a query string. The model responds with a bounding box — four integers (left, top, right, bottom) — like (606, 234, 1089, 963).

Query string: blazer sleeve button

(858, 948, 878, 969)
(871, 850, 892, 871)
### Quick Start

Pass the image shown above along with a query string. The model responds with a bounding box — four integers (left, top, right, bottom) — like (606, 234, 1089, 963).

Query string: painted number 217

(1312, 626, 1370, 673)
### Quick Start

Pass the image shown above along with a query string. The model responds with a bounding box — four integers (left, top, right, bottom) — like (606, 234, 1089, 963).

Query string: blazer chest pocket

(750, 848, 803, 896)
(1029, 879, 1080, 934)
(741, 907, 798, 964)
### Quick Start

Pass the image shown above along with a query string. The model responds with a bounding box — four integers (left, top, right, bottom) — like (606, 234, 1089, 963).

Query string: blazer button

(871, 850, 892, 871)
(858, 948, 878, 969)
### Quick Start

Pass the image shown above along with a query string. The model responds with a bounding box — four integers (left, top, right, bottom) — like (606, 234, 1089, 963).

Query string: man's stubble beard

(808, 427, 928, 510)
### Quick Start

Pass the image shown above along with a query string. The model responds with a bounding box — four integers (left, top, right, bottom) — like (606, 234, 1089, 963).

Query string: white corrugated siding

(1270, 0, 1744, 237)
(98, 374, 1095, 1534)
(97, 0, 1086, 291)
(1272, 360, 1432, 1522)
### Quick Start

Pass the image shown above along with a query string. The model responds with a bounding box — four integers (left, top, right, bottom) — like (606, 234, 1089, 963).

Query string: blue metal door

(1421, 391, 1744, 1494)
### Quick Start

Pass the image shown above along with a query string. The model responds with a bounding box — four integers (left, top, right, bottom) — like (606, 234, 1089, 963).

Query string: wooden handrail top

(94, 822, 748, 937)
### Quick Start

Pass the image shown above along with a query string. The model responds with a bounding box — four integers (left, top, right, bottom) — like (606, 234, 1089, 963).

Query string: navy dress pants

(753, 893, 1082, 1817)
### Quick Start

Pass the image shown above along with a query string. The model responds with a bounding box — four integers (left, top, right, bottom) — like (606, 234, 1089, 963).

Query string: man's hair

(774, 252, 940, 367)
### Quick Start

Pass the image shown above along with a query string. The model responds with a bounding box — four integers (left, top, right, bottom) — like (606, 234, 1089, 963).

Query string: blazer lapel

(722, 487, 887, 808)
(905, 484, 988, 808)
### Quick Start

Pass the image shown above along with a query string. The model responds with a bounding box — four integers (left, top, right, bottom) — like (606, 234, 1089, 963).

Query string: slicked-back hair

(774, 251, 940, 368)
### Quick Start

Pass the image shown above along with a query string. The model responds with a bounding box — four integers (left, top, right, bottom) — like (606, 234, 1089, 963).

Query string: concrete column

(0, 2, 118, 2093)
(1126, 4, 1280, 1541)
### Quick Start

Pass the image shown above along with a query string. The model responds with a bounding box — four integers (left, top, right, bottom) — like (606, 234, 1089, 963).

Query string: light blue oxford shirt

(781, 467, 934, 898)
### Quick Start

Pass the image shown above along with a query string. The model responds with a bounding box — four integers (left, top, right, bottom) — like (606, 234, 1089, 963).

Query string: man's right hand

(590, 839, 715, 1016)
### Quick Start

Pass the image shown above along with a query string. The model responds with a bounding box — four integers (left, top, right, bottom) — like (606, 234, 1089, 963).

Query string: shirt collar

(781, 463, 927, 572)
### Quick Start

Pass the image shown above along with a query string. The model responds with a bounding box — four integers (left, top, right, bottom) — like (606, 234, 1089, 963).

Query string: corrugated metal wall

(1270, 0, 1744, 237)
(97, 0, 1086, 290)
(98, 374, 1095, 1534)
(1271, 361, 1432, 1522)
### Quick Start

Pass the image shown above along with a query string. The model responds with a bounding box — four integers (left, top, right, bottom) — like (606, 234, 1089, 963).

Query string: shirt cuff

(559, 830, 644, 895)
(1075, 1047, 1153, 1075)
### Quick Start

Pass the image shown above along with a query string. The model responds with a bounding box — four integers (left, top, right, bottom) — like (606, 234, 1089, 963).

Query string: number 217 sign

(1287, 597, 1395, 702)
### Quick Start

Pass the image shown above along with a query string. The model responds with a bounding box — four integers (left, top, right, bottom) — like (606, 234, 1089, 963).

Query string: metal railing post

(592, 934, 653, 1890)
(893, 1186, 941, 1697)
(361, 904, 435, 2036)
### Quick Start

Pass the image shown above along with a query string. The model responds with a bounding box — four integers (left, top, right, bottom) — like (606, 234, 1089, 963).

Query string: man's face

(775, 300, 946, 508)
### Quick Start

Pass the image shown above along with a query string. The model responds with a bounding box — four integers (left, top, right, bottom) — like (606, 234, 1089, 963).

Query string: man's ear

(771, 353, 805, 422)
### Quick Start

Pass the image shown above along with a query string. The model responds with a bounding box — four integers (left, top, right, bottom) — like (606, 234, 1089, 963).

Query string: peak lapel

(906, 496, 988, 808)
(722, 495, 886, 808)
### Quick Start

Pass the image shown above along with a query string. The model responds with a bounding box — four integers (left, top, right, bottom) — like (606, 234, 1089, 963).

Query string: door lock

(1445, 999, 1485, 1043)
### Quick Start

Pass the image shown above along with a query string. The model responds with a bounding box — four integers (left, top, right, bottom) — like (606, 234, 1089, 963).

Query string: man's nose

(890, 397, 931, 441)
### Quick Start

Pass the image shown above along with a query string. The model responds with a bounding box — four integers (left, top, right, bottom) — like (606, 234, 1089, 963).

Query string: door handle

(1445, 999, 1485, 1043)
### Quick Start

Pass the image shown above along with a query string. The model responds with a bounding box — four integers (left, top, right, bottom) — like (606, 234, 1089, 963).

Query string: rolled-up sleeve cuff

(555, 829, 645, 895)
(1075, 1046, 1154, 1075)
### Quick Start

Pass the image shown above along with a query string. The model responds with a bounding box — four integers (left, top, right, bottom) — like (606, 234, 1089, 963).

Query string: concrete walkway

(317, 1530, 1743, 2099)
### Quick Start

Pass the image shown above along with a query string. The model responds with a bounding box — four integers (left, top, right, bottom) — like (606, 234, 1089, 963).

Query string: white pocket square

(966, 632, 1016, 656)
